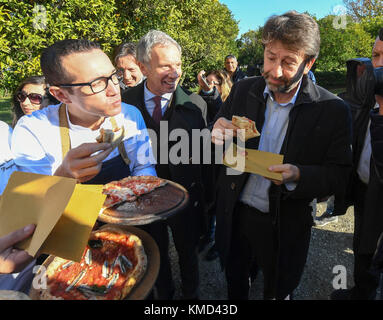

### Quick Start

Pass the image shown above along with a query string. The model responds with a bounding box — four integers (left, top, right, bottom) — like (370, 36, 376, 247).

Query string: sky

(220, 0, 347, 36)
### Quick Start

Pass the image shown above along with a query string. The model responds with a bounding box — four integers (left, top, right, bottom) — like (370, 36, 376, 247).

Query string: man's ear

(304, 58, 316, 74)
(48, 86, 72, 104)
(138, 62, 149, 77)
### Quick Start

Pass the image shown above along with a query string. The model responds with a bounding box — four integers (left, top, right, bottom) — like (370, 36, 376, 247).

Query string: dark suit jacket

(358, 110, 383, 254)
(213, 75, 353, 267)
(121, 82, 211, 235)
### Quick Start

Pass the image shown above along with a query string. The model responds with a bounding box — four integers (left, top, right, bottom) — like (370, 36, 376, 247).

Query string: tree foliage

(343, 0, 383, 20)
(316, 15, 375, 71)
(0, 0, 238, 92)
(235, 12, 379, 74)
(237, 29, 263, 68)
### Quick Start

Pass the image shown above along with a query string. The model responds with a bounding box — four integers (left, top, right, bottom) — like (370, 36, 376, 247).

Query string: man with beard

(211, 11, 352, 299)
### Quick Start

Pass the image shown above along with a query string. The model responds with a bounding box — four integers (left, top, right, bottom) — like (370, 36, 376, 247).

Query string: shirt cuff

(285, 182, 297, 191)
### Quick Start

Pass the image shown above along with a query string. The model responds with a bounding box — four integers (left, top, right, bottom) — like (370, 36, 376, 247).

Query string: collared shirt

(11, 103, 156, 177)
(144, 81, 173, 117)
(356, 104, 379, 184)
(240, 81, 302, 213)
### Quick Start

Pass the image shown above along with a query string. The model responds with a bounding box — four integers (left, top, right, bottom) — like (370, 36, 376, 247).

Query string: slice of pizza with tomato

(101, 176, 168, 210)
(232, 115, 260, 141)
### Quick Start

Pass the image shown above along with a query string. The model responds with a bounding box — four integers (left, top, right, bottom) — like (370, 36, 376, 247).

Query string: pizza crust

(95, 226, 147, 299)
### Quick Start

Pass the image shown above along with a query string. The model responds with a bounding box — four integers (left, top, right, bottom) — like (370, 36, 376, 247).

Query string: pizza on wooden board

(102, 176, 168, 210)
(36, 226, 147, 300)
(232, 115, 260, 141)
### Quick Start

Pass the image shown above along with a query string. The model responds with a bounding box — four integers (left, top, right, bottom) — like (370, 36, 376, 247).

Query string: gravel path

(169, 202, 358, 300)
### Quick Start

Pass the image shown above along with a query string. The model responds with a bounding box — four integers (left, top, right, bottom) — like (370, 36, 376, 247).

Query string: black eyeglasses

(57, 71, 123, 94)
(16, 92, 44, 105)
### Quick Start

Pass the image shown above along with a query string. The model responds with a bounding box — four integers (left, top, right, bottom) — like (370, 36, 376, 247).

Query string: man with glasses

(11, 39, 156, 184)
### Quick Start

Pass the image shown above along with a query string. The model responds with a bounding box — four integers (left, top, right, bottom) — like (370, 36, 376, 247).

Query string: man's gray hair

(262, 11, 320, 61)
(136, 30, 182, 66)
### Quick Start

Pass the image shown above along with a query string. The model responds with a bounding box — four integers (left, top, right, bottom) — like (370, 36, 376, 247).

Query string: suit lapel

(165, 86, 194, 133)
(245, 81, 267, 150)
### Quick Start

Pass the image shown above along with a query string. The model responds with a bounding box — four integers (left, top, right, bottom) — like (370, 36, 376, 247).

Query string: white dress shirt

(11, 103, 156, 177)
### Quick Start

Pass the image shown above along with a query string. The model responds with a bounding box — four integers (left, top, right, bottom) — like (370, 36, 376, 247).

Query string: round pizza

(36, 226, 147, 300)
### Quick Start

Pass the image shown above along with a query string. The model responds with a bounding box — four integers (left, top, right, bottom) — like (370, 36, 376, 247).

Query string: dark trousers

(141, 208, 200, 299)
(351, 179, 381, 299)
(226, 202, 312, 300)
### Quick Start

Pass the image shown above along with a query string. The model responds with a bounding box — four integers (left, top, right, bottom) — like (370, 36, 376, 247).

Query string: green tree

(316, 15, 374, 71)
(343, 0, 383, 20)
(0, 0, 238, 93)
(237, 29, 264, 70)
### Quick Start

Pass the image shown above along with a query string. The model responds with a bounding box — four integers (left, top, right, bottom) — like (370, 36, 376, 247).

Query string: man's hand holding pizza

(212, 117, 238, 145)
(54, 142, 113, 183)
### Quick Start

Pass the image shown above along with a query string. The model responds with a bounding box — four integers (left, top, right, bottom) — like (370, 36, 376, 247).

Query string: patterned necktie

(152, 96, 162, 124)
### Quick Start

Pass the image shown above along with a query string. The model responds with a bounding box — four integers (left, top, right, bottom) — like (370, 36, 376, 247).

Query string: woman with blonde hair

(197, 69, 233, 123)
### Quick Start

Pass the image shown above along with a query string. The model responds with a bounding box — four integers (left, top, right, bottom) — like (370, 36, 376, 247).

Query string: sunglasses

(16, 92, 44, 105)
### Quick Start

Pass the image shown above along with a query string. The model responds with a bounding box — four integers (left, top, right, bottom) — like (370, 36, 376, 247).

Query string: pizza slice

(118, 176, 168, 197)
(232, 115, 260, 141)
(102, 182, 137, 209)
(96, 126, 125, 149)
(101, 176, 168, 210)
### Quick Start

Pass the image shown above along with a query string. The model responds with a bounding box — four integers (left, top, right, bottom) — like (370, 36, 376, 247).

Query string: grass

(328, 87, 346, 95)
(0, 95, 12, 125)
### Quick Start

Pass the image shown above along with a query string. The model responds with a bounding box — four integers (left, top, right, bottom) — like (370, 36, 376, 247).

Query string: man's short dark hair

(112, 42, 137, 66)
(379, 28, 383, 41)
(262, 11, 320, 61)
(40, 39, 101, 86)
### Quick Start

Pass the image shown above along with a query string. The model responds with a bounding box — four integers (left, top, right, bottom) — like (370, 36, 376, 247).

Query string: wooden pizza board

(29, 225, 160, 300)
(98, 179, 189, 226)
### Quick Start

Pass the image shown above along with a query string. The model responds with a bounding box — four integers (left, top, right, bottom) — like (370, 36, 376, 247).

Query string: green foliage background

(0, 0, 239, 93)
(0, 0, 382, 96)
(237, 14, 381, 74)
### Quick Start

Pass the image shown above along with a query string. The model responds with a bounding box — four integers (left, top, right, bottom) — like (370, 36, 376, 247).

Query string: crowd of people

(0, 10, 383, 300)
